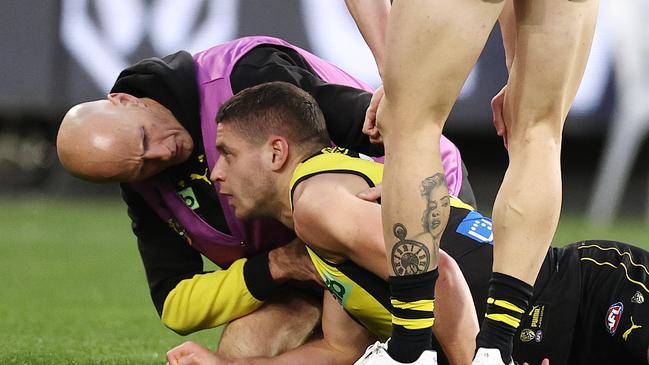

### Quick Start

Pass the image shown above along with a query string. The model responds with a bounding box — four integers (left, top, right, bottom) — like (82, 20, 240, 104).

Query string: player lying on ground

(169, 82, 648, 365)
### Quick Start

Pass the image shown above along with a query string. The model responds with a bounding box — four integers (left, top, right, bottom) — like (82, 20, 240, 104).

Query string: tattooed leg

(420, 174, 450, 243)
(382, 168, 451, 362)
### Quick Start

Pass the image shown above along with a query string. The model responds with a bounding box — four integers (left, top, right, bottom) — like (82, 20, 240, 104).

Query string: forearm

(432, 251, 479, 364)
(230, 339, 362, 365)
(162, 254, 279, 335)
(345, 0, 391, 76)
(499, 0, 516, 71)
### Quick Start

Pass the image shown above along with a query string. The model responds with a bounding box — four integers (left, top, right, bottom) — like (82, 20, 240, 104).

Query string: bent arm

(231, 293, 373, 365)
(293, 178, 479, 362)
(292, 174, 388, 279)
(122, 185, 278, 334)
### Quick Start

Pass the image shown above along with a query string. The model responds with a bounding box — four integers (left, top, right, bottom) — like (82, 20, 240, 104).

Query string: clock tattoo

(391, 223, 430, 276)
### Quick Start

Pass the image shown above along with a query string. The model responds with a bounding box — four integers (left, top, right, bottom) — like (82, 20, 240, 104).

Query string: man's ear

(267, 136, 289, 171)
(107, 93, 142, 106)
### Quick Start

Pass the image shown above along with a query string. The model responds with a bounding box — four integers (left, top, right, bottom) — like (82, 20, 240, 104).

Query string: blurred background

(0, 1, 647, 364)
(1, 0, 647, 219)
(0, 0, 649, 223)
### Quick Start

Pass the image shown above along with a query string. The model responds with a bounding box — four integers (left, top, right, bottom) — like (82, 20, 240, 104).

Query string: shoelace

(360, 342, 385, 360)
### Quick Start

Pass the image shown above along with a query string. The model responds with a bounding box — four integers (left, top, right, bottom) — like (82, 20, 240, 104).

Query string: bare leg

(493, 0, 598, 284)
(378, 0, 504, 361)
(476, 0, 598, 362)
(217, 288, 322, 358)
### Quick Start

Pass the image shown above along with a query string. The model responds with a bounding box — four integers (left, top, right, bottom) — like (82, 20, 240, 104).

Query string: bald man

(57, 36, 477, 357)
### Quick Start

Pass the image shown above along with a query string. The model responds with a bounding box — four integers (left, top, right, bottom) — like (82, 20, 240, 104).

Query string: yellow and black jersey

(289, 147, 492, 339)
(514, 240, 649, 365)
(289, 148, 649, 364)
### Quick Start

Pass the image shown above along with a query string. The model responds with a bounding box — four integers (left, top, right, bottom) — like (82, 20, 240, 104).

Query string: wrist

(267, 248, 287, 283)
(243, 252, 280, 301)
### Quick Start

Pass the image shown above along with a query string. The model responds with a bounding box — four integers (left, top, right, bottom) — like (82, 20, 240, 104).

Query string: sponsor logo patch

(178, 186, 200, 210)
(189, 168, 212, 185)
(528, 305, 546, 330)
(622, 317, 642, 341)
(322, 271, 352, 306)
(456, 211, 493, 244)
(535, 330, 543, 343)
(606, 302, 624, 335)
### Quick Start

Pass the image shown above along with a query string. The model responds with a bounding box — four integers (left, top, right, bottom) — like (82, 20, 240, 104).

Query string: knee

(376, 96, 446, 141)
(218, 290, 322, 358)
(506, 122, 562, 156)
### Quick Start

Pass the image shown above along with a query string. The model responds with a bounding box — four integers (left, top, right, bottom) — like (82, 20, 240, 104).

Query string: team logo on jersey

(456, 211, 494, 244)
(178, 186, 200, 210)
(520, 329, 535, 342)
(606, 302, 624, 335)
(631, 291, 645, 304)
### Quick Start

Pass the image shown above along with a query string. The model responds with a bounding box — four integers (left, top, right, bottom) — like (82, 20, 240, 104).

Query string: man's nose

(144, 143, 174, 161)
(210, 160, 225, 183)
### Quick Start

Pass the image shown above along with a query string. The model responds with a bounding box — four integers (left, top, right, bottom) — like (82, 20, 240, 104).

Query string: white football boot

(471, 348, 515, 365)
(353, 341, 438, 365)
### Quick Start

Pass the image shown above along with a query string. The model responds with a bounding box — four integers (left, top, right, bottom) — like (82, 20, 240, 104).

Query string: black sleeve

(120, 184, 205, 316)
(230, 45, 384, 156)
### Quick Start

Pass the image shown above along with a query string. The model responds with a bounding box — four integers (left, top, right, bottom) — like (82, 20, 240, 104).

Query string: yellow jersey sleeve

(161, 258, 263, 335)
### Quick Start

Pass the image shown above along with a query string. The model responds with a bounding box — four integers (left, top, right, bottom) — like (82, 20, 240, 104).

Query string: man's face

(57, 94, 195, 183)
(119, 100, 194, 181)
(211, 123, 270, 220)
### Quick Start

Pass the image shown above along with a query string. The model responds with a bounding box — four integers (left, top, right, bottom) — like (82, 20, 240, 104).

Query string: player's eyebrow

(216, 142, 228, 154)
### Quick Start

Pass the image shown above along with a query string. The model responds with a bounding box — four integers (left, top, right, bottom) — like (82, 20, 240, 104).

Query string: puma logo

(622, 317, 642, 341)
(190, 168, 211, 185)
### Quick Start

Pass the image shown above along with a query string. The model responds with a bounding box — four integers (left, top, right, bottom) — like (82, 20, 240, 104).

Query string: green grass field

(1, 197, 647, 364)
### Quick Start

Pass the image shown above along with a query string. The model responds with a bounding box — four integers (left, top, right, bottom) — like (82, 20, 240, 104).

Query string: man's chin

(233, 209, 251, 221)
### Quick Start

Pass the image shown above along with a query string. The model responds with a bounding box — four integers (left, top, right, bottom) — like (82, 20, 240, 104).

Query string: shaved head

(57, 93, 193, 182)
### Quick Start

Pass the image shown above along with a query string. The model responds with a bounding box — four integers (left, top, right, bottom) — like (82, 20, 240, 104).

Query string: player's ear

(107, 93, 143, 106)
(267, 136, 289, 171)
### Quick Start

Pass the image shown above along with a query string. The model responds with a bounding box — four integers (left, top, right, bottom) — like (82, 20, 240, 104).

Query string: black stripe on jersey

(392, 307, 435, 319)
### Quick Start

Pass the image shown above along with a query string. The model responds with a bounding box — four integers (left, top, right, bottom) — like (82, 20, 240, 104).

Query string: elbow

(161, 307, 197, 336)
(160, 292, 202, 336)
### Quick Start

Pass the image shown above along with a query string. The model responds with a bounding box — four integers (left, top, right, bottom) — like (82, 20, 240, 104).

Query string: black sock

(388, 269, 438, 363)
(476, 272, 533, 363)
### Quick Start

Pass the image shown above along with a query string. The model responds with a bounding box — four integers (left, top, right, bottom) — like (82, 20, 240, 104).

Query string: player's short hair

(216, 81, 330, 149)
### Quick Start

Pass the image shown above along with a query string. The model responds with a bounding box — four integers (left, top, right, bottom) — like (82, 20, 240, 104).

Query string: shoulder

(292, 174, 364, 232)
